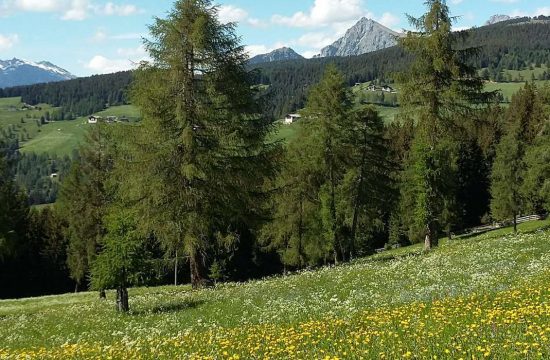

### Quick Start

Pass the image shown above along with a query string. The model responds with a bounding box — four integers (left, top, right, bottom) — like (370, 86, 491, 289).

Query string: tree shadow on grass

(368, 250, 425, 263)
(132, 299, 205, 316)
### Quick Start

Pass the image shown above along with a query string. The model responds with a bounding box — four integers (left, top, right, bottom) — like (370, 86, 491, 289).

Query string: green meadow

(1, 219, 549, 359)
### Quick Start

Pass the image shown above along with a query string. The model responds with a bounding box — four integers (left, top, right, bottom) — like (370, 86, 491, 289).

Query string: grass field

(0, 97, 140, 156)
(1, 220, 549, 359)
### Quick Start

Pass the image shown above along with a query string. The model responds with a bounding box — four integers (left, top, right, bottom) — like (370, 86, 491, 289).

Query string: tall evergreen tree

(125, 0, 278, 289)
(0, 155, 28, 261)
(57, 124, 114, 293)
(338, 106, 394, 258)
(397, 0, 492, 249)
(490, 133, 524, 232)
(491, 83, 546, 229)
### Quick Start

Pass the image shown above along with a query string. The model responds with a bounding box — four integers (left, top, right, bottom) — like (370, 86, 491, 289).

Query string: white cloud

(450, 0, 464, 4)
(296, 31, 339, 49)
(510, 7, 550, 18)
(84, 55, 138, 74)
(116, 44, 147, 57)
(91, 28, 108, 42)
(0, 33, 19, 51)
(245, 42, 287, 57)
(245, 44, 271, 57)
(378, 12, 400, 29)
(534, 7, 550, 16)
(96, 2, 140, 16)
(14, 0, 60, 12)
(1, 0, 143, 20)
(272, 0, 365, 28)
(218, 5, 248, 24)
(62, 0, 89, 21)
(91, 28, 143, 42)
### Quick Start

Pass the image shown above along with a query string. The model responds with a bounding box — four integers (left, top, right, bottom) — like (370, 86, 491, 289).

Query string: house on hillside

(366, 84, 378, 92)
(381, 85, 396, 93)
(284, 114, 301, 125)
(88, 115, 101, 124)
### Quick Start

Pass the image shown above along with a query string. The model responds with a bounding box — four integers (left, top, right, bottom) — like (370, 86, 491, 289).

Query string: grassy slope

(0, 97, 141, 156)
(1, 220, 549, 358)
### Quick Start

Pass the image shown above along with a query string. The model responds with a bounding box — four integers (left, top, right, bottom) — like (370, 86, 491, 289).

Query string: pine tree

(301, 64, 353, 263)
(57, 124, 114, 293)
(125, 0, 278, 288)
(490, 133, 524, 232)
(0, 155, 29, 261)
(397, 0, 493, 250)
(338, 106, 394, 258)
(490, 83, 544, 232)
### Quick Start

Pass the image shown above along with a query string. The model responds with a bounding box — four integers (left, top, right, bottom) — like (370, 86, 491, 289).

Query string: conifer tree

(491, 83, 546, 229)
(91, 208, 151, 312)
(339, 106, 394, 258)
(524, 127, 550, 212)
(126, 0, 278, 288)
(0, 155, 28, 261)
(490, 133, 524, 232)
(58, 124, 114, 293)
(397, 0, 492, 249)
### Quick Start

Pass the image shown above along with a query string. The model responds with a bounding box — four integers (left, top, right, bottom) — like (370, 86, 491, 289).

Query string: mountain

(318, 18, 401, 58)
(0, 58, 76, 88)
(485, 15, 513, 26)
(249, 47, 304, 65)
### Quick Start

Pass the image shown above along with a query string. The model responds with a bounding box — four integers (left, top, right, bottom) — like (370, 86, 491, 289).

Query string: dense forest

(1, 1, 550, 304)
(0, 71, 132, 118)
(251, 16, 550, 117)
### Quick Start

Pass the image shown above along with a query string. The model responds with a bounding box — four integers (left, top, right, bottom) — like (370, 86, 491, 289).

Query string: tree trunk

(513, 212, 517, 233)
(74, 283, 79, 293)
(99, 289, 106, 299)
(424, 224, 439, 250)
(174, 249, 178, 286)
(190, 250, 205, 289)
(116, 286, 129, 312)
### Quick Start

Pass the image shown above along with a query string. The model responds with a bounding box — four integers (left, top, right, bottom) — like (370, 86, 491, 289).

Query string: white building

(284, 114, 301, 125)
(88, 116, 101, 124)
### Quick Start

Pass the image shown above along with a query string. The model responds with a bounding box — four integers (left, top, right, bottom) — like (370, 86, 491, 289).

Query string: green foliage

(490, 83, 546, 227)
(58, 124, 115, 287)
(0, 155, 28, 261)
(396, 0, 493, 248)
(1, 71, 132, 117)
(91, 209, 150, 292)
(124, 0, 279, 288)
(262, 67, 393, 266)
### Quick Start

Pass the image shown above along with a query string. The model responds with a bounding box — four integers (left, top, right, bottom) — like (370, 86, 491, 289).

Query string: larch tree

(91, 208, 151, 312)
(299, 64, 353, 263)
(338, 106, 394, 258)
(491, 83, 546, 231)
(126, 0, 279, 289)
(397, 0, 493, 250)
(58, 124, 114, 294)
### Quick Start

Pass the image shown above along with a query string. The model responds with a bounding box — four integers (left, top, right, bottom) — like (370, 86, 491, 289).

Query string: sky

(0, 0, 549, 77)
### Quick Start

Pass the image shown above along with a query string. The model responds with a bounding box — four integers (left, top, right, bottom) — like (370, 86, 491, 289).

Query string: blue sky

(0, 0, 549, 76)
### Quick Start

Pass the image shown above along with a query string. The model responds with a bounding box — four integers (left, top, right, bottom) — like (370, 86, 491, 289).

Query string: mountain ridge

(0, 58, 76, 88)
(249, 47, 304, 65)
(317, 17, 402, 58)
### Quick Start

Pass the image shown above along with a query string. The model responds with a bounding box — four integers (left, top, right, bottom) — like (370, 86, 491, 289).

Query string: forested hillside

(252, 16, 550, 117)
(0, 71, 132, 118)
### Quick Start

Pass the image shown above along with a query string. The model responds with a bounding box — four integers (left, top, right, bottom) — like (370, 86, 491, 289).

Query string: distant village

(87, 115, 129, 124)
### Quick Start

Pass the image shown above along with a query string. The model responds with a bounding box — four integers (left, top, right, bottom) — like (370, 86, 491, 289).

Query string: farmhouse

(88, 115, 101, 124)
(284, 114, 301, 125)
